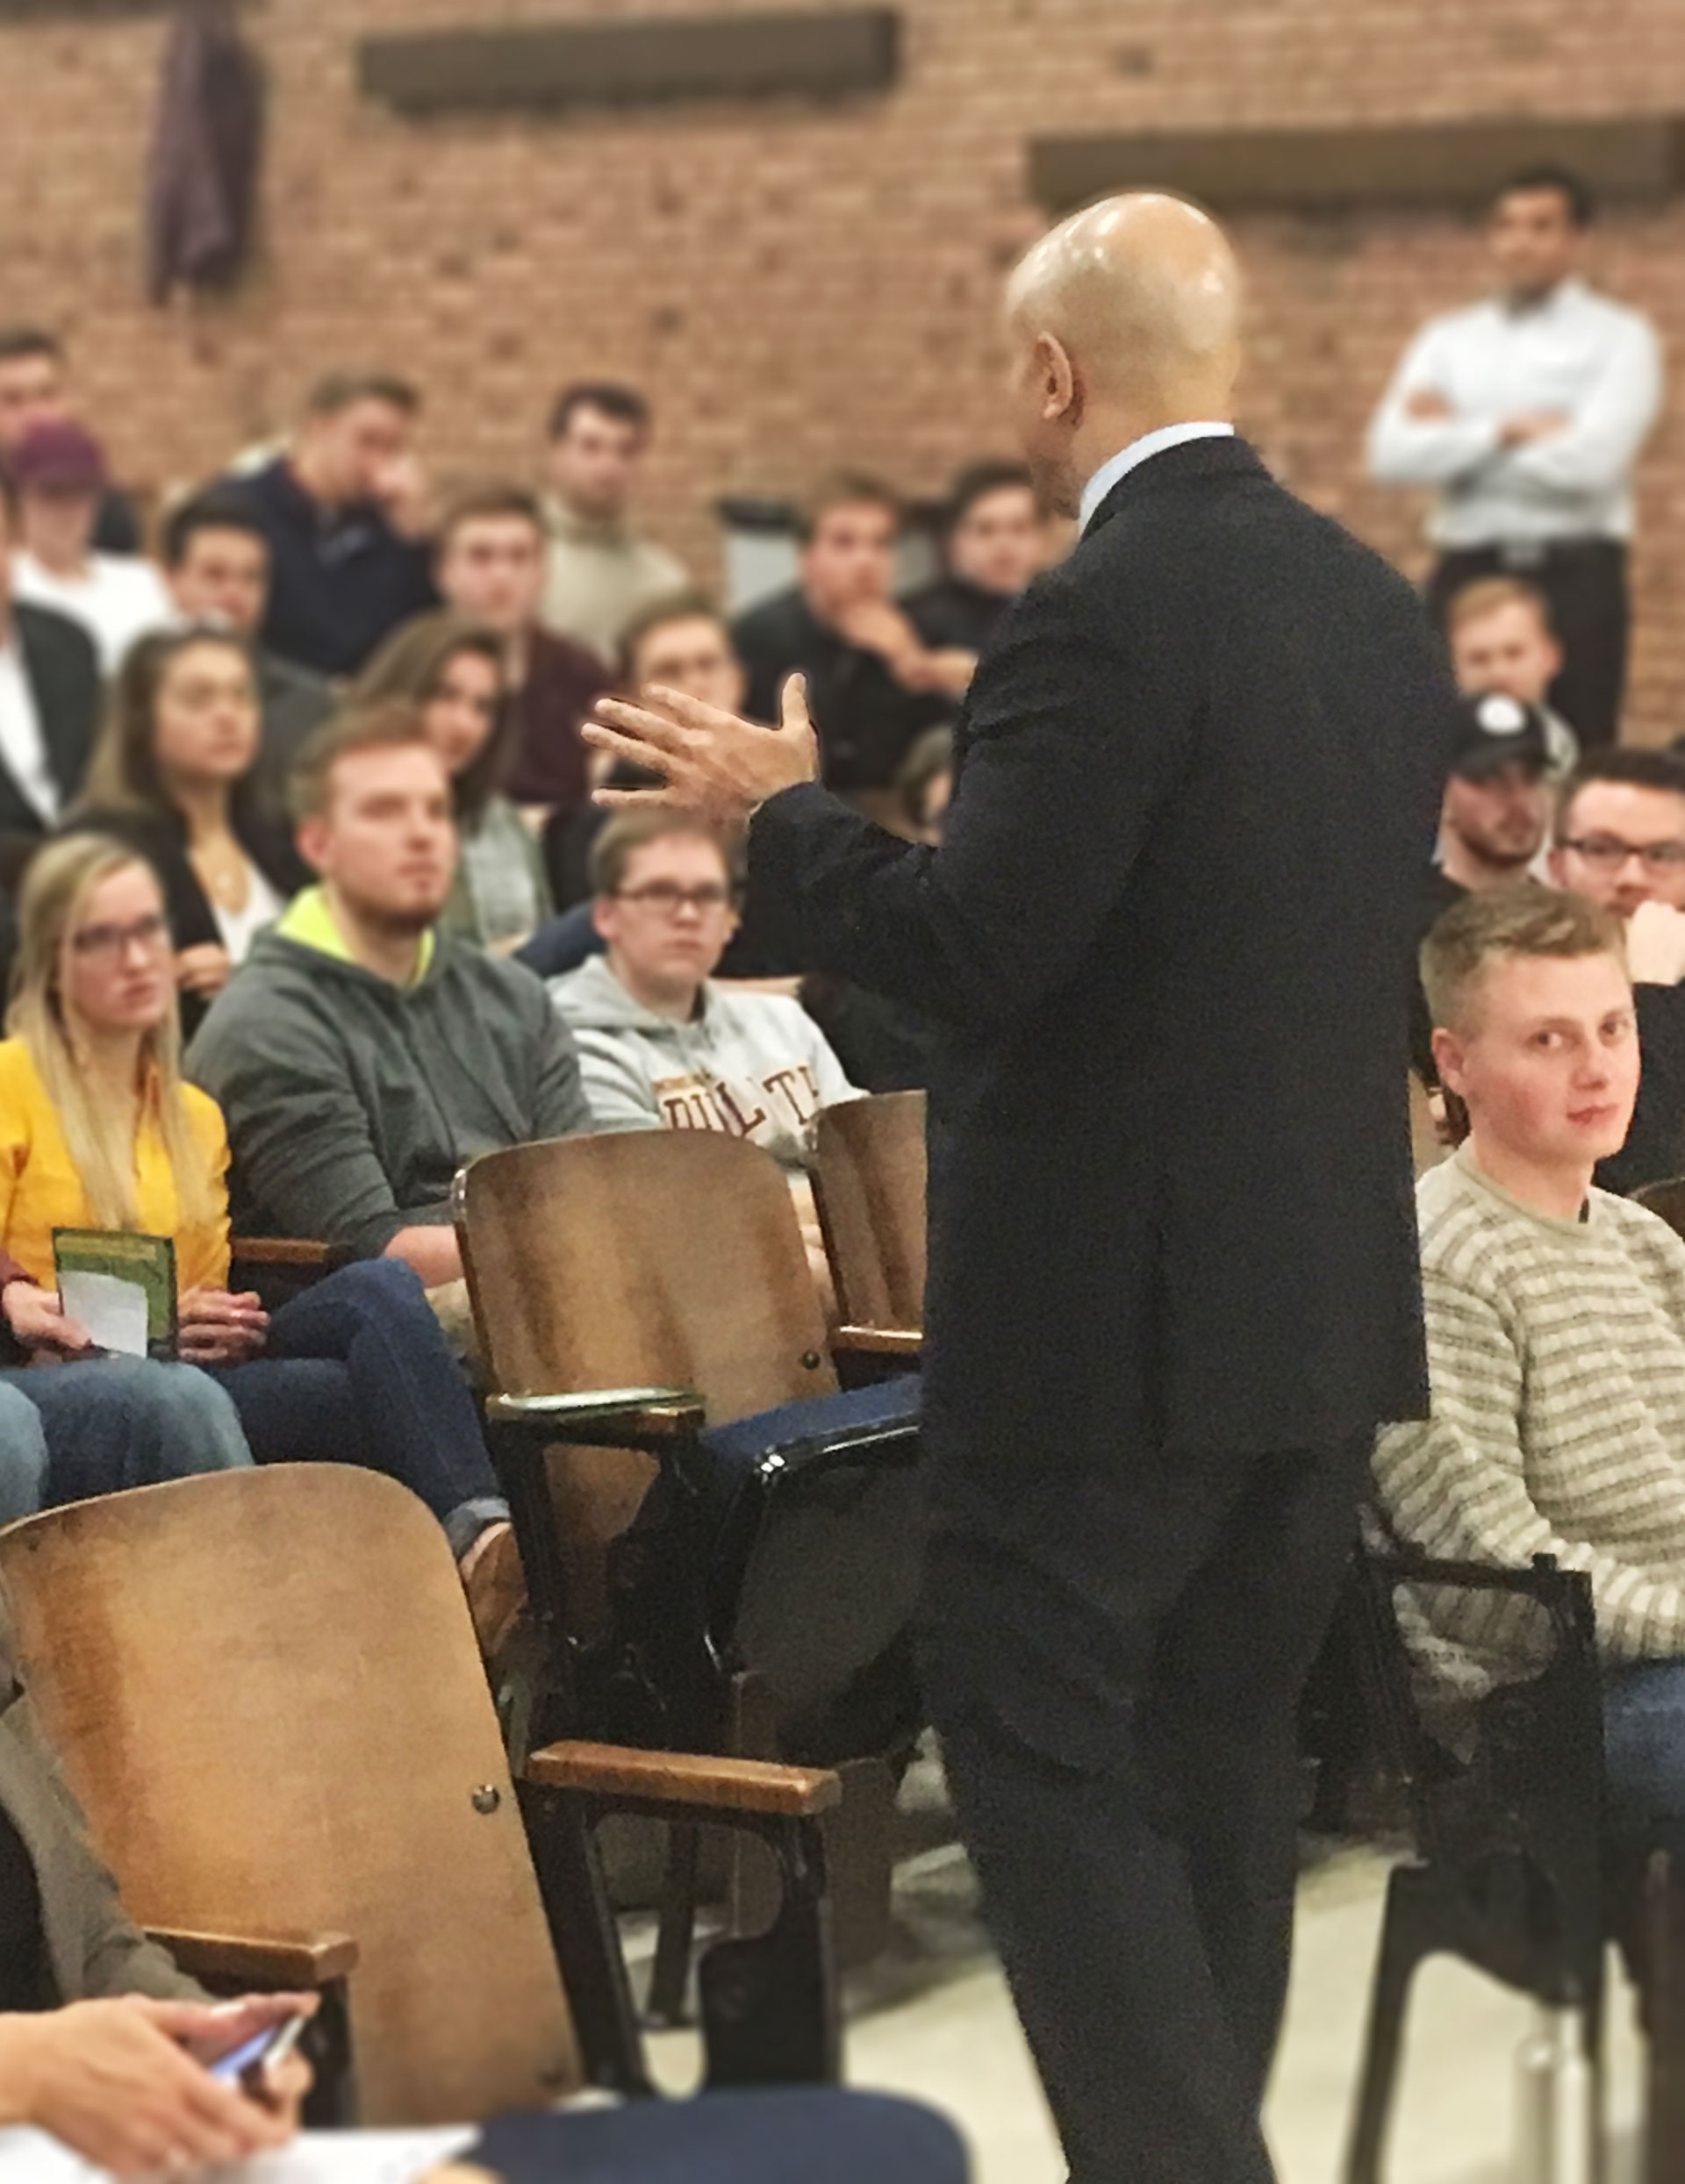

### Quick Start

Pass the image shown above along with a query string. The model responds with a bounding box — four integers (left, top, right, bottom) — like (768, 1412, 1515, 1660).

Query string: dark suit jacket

(2, 605, 101, 882)
(749, 439, 1454, 1526)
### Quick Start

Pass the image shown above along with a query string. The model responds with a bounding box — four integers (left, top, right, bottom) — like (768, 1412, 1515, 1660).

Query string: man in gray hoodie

(549, 810, 860, 1290)
(188, 705, 591, 1285)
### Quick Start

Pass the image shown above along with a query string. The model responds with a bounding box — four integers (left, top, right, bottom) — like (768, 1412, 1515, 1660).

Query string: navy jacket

(234, 459, 435, 679)
(749, 438, 1454, 1536)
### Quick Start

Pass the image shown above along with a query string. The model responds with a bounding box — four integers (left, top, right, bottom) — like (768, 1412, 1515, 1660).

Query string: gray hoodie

(188, 917, 591, 1256)
(550, 955, 858, 1170)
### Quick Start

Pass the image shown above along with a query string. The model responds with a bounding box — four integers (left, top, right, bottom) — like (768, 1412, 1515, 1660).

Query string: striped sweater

(1373, 1147, 1685, 1706)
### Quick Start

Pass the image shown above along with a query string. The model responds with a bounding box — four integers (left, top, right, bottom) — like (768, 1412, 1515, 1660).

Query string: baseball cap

(1448, 691, 1552, 781)
(7, 419, 106, 496)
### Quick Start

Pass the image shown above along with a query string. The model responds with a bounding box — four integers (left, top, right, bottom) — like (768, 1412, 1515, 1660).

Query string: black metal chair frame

(1342, 1543, 1606, 2184)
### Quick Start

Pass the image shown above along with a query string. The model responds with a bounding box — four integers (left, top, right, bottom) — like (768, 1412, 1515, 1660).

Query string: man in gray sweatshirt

(188, 706, 591, 1285)
(549, 810, 860, 1289)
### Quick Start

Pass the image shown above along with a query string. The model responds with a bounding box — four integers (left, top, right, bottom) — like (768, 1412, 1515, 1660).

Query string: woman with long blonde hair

(0, 836, 525, 1655)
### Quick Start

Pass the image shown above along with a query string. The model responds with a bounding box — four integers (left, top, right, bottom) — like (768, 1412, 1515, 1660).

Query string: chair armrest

(228, 1238, 333, 1269)
(830, 1326, 921, 1357)
(525, 1739, 842, 1819)
(484, 1389, 706, 1439)
(147, 1927, 359, 1987)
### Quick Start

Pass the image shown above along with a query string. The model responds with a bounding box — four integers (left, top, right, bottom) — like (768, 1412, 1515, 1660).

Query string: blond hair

(1445, 574, 1554, 638)
(1420, 882, 1626, 1037)
(6, 836, 217, 1234)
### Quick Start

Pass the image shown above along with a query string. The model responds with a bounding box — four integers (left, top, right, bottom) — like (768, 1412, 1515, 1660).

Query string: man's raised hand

(584, 673, 820, 827)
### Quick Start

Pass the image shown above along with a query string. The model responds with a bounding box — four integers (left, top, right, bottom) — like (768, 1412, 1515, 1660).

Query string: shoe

(458, 1520, 527, 1660)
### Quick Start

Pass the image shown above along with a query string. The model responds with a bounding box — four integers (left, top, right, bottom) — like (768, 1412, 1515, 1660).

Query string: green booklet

(52, 1230, 177, 1360)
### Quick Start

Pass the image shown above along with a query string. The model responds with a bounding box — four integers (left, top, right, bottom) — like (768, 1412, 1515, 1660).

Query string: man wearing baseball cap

(1435, 691, 1554, 894)
(7, 420, 171, 674)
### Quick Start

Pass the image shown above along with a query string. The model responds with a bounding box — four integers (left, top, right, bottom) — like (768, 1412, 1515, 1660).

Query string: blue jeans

(0, 1357, 251, 1523)
(1603, 1658, 1685, 1847)
(211, 1258, 506, 1557)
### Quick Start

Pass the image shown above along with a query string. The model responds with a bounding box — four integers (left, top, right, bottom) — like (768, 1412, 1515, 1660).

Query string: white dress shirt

(1366, 277, 1663, 549)
(1079, 421, 1236, 536)
(0, 639, 61, 824)
(11, 551, 173, 676)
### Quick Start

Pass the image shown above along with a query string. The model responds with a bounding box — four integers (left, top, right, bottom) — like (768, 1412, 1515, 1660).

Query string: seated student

(0, 326, 141, 555)
(4, 836, 526, 1655)
(6, 423, 172, 676)
(188, 705, 591, 1292)
(902, 458, 1041, 663)
(159, 491, 334, 803)
(350, 612, 552, 952)
(0, 466, 100, 882)
(434, 484, 611, 817)
(1445, 574, 1580, 777)
(64, 627, 308, 1035)
(550, 812, 859, 1291)
(1373, 884, 1685, 1848)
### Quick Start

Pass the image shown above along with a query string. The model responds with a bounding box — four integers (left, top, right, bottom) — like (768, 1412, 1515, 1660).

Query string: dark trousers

(919, 1434, 1371, 2184)
(212, 1258, 505, 1557)
(1427, 538, 1629, 748)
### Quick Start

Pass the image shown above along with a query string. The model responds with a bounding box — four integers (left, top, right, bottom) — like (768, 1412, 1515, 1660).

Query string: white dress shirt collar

(1079, 421, 1236, 535)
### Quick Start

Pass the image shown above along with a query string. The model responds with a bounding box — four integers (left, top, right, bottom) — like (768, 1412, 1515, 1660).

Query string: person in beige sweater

(1375, 882, 1685, 1840)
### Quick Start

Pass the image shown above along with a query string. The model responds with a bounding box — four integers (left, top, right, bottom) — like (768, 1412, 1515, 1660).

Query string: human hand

(587, 674, 821, 827)
(2, 1280, 91, 1357)
(898, 646, 977, 698)
(1624, 899, 1685, 986)
(177, 1286, 269, 1364)
(372, 452, 432, 540)
(1499, 411, 1569, 448)
(1404, 390, 1453, 422)
(0, 1996, 305, 2177)
(175, 943, 236, 999)
(833, 597, 924, 673)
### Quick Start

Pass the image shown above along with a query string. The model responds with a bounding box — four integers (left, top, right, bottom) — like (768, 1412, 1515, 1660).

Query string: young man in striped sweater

(1374, 883, 1685, 1839)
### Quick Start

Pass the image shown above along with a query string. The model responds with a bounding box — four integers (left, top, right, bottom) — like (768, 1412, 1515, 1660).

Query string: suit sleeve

(748, 580, 1195, 1029)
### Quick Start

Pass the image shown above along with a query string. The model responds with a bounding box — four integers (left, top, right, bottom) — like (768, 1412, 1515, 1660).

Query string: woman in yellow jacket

(0, 836, 523, 1655)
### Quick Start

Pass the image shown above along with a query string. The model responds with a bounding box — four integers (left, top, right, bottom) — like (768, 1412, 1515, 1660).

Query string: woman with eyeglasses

(62, 627, 310, 1037)
(0, 837, 527, 1658)
(350, 612, 552, 952)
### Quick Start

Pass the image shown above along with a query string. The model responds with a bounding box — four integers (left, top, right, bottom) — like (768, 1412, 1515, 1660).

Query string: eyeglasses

(614, 883, 733, 915)
(69, 912, 170, 962)
(1560, 834, 1685, 873)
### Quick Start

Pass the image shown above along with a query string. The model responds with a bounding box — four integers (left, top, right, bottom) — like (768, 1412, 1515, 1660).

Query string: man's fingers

(778, 673, 812, 736)
(593, 784, 685, 810)
(639, 684, 748, 735)
(592, 696, 689, 753)
(582, 721, 676, 775)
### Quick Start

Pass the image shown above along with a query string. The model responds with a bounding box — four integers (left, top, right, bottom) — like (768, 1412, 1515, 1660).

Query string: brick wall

(4, 0, 1684, 732)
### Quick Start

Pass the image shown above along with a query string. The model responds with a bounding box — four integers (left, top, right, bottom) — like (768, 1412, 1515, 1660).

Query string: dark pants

(212, 1258, 505, 1557)
(1427, 538, 1629, 748)
(919, 1434, 1371, 2184)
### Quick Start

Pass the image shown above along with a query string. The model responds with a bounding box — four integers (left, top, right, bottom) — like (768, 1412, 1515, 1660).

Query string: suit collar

(1083, 433, 1270, 539)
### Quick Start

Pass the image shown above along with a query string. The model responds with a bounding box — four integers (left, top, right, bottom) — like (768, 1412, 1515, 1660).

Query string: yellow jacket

(0, 1040, 231, 1296)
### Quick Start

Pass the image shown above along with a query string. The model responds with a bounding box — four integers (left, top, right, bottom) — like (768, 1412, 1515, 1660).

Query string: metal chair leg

(646, 1822, 701, 2027)
(1344, 1865, 1437, 2184)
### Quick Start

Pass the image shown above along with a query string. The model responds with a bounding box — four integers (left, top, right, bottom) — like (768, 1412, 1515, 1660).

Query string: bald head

(1005, 194, 1244, 515)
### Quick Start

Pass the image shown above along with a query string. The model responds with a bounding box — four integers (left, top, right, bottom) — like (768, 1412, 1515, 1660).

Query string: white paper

(55, 1270, 149, 1359)
(0, 2123, 478, 2182)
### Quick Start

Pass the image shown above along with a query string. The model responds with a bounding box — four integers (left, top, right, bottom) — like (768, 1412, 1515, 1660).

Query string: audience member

(188, 706, 590, 1289)
(1550, 747, 1685, 916)
(1445, 576, 1579, 774)
(0, 468, 99, 878)
(538, 383, 688, 665)
(731, 474, 957, 803)
(1373, 885, 1685, 1850)
(6, 424, 171, 676)
(903, 459, 1041, 658)
(0, 326, 140, 555)
(65, 627, 306, 1034)
(4, 835, 526, 1656)
(233, 372, 435, 678)
(351, 612, 552, 952)
(159, 491, 334, 799)
(550, 810, 858, 1295)
(895, 724, 956, 844)
(1369, 164, 1662, 747)
(1436, 694, 1553, 894)
(434, 484, 610, 815)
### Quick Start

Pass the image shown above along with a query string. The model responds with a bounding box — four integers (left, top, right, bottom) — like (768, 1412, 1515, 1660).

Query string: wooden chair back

(0, 1467, 581, 2126)
(811, 1094, 927, 1332)
(457, 1132, 837, 1426)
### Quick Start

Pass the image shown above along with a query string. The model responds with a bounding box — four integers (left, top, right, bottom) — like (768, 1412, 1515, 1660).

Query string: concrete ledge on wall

(1030, 116, 1685, 216)
(358, 7, 900, 117)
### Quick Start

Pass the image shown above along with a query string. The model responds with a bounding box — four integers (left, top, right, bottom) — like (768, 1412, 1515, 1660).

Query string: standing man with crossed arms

(588, 196, 1452, 2182)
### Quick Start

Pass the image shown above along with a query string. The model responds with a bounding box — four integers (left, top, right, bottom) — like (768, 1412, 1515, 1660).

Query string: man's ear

(1036, 333, 1079, 426)
(296, 815, 328, 876)
(1431, 1024, 1470, 1099)
(590, 896, 615, 944)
